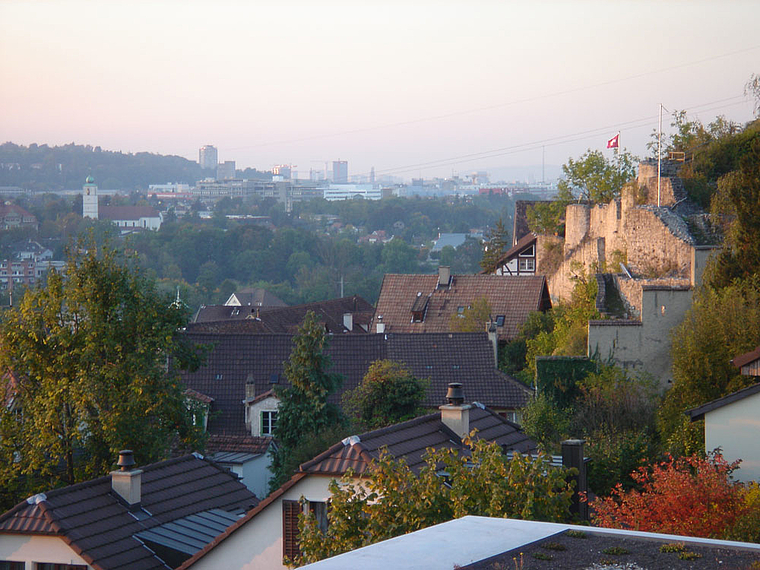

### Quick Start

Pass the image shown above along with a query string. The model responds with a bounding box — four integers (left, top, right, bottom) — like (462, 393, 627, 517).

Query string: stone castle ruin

(536, 161, 721, 386)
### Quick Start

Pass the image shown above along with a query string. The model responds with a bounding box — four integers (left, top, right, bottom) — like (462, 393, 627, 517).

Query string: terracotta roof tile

(372, 274, 551, 341)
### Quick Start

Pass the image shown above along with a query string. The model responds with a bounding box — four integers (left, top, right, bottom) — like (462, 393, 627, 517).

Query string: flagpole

(657, 103, 662, 207)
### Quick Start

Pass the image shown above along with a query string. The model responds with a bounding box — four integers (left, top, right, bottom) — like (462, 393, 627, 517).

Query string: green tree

(269, 312, 345, 490)
(449, 296, 492, 332)
(0, 238, 205, 505)
(342, 360, 428, 429)
(659, 276, 760, 455)
(296, 437, 575, 564)
(380, 238, 420, 273)
(479, 217, 510, 272)
(557, 149, 637, 203)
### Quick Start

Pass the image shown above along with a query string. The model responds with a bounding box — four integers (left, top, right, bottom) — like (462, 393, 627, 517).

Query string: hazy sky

(1, 0, 759, 181)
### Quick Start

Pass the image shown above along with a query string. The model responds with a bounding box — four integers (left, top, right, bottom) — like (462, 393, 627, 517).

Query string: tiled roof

(226, 288, 288, 308)
(177, 406, 536, 570)
(732, 345, 760, 369)
(372, 274, 551, 341)
(191, 295, 374, 334)
(300, 405, 536, 476)
(178, 332, 532, 437)
(0, 454, 258, 570)
(205, 434, 273, 456)
(185, 388, 214, 404)
(98, 205, 160, 220)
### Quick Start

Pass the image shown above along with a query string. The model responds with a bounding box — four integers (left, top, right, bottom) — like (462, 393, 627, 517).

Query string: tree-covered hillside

(0, 142, 271, 191)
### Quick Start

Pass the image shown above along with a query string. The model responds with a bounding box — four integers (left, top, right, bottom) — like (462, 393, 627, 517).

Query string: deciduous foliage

(591, 453, 746, 539)
(659, 275, 760, 455)
(557, 149, 637, 204)
(342, 360, 428, 430)
(449, 296, 492, 333)
(0, 238, 205, 505)
(296, 437, 575, 564)
(269, 312, 345, 490)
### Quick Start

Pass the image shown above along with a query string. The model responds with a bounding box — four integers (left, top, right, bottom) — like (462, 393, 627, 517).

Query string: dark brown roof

(732, 346, 760, 369)
(178, 332, 532, 437)
(98, 205, 160, 220)
(372, 274, 551, 341)
(185, 387, 214, 404)
(227, 287, 288, 308)
(513, 200, 546, 246)
(687, 382, 760, 422)
(300, 405, 536, 476)
(0, 454, 258, 570)
(178, 406, 536, 569)
(191, 295, 374, 334)
(483, 232, 537, 274)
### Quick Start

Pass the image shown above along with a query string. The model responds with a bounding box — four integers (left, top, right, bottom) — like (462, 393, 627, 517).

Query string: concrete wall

(0, 534, 92, 569)
(588, 287, 693, 387)
(190, 475, 336, 570)
(704, 390, 760, 482)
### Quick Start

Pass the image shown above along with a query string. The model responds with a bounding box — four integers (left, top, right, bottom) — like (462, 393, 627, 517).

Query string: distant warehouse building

(324, 184, 383, 201)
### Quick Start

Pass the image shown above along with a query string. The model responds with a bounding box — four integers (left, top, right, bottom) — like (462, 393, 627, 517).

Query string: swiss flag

(607, 134, 619, 149)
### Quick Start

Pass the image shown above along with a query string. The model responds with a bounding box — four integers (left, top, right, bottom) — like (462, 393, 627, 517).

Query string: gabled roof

(99, 205, 160, 221)
(191, 295, 374, 334)
(686, 382, 760, 422)
(483, 232, 537, 274)
(732, 345, 760, 369)
(177, 408, 536, 569)
(372, 274, 551, 341)
(0, 454, 258, 570)
(178, 332, 532, 437)
(300, 404, 536, 476)
(225, 287, 288, 308)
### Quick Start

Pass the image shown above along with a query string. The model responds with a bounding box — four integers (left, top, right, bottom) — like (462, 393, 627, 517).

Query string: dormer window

(411, 293, 429, 323)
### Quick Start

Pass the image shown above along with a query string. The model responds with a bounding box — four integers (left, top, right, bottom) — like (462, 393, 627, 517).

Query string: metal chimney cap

(446, 383, 464, 405)
(117, 450, 136, 472)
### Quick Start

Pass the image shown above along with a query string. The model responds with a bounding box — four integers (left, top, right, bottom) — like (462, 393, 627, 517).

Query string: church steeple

(83, 175, 98, 219)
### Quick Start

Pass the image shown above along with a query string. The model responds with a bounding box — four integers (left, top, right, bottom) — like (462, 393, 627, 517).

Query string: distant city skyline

(1, 1, 758, 181)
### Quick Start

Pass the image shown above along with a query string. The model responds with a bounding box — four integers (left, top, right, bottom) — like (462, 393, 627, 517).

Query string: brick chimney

(439, 383, 471, 439)
(437, 266, 451, 288)
(111, 450, 142, 508)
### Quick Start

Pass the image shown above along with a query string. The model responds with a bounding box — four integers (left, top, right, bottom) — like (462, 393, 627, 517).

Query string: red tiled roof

(178, 332, 532, 438)
(0, 455, 258, 570)
(185, 388, 214, 404)
(206, 434, 273, 456)
(732, 346, 760, 369)
(372, 274, 551, 341)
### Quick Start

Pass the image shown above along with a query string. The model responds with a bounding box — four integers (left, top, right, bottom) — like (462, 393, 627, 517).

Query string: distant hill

(0, 142, 271, 192)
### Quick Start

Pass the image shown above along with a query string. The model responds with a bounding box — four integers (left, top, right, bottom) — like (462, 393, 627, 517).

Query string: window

(519, 244, 535, 257)
(261, 410, 277, 436)
(518, 258, 535, 272)
(0, 562, 24, 570)
(495, 315, 505, 327)
(282, 500, 301, 560)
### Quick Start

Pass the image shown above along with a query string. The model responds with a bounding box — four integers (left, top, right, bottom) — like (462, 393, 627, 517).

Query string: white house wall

(190, 475, 335, 570)
(0, 534, 92, 569)
(247, 396, 280, 437)
(704, 391, 760, 483)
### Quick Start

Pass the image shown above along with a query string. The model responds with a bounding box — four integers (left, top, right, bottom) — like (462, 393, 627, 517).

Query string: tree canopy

(296, 438, 575, 565)
(342, 360, 428, 430)
(269, 312, 345, 489)
(556, 148, 637, 204)
(0, 238, 205, 508)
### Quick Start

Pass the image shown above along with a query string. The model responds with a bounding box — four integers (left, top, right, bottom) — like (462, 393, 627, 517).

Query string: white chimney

(486, 321, 498, 368)
(376, 315, 385, 334)
(111, 450, 142, 507)
(343, 312, 353, 332)
(439, 383, 471, 439)
(438, 266, 451, 288)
